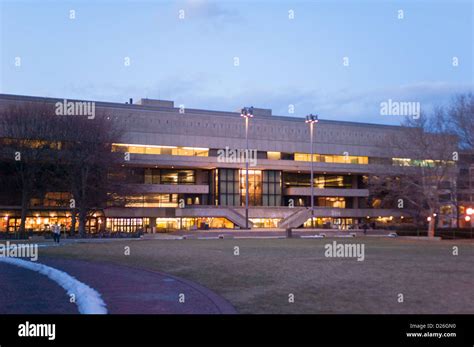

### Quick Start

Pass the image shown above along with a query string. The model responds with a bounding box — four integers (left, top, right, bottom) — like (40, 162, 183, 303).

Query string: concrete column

(352, 175, 358, 189)
(149, 217, 156, 234)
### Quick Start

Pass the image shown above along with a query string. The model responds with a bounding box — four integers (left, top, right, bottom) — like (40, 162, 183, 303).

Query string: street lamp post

(305, 114, 319, 228)
(241, 106, 254, 229)
(467, 207, 473, 239)
(469, 166, 473, 237)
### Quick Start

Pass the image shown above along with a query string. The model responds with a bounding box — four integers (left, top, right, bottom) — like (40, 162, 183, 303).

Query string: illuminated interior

(284, 173, 352, 188)
(120, 194, 179, 208)
(144, 169, 195, 184)
(106, 218, 150, 233)
(392, 158, 455, 167)
(304, 217, 354, 229)
(154, 217, 234, 230)
(267, 151, 281, 160)
(0, 138, 62, 150)
(240, 170, 262, 206)
(294, 153, 368, 164)
(112, 143, 209, 157)
(1, 212, 103, 233)
(317, 197, 346, 208)
(249, 218, 282, 228)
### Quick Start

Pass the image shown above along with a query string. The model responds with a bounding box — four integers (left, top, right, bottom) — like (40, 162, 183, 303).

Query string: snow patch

(0, 257, 107, 314)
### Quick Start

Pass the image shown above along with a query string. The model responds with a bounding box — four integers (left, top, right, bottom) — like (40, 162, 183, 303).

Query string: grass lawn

(40, 237, 474, 314)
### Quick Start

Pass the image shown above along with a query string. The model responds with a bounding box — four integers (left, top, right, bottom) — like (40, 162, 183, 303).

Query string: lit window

(267, 152, 281, 160)
(112, 144, 208, 157)
(294, 153, 368, 165)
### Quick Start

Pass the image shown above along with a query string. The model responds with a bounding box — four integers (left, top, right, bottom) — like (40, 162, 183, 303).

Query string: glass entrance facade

(240, 169, 262, 206)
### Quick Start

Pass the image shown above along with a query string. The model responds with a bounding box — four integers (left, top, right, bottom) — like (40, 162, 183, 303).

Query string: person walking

(52, 223, 60, 243)
(52, 224, 56, 243)
(51, 224, 56, 243)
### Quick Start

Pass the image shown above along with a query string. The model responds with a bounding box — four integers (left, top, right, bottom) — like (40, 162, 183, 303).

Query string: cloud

(61, 79, 473, 126)
(177, 0, 241, 23)
(241, 82, 474, 124)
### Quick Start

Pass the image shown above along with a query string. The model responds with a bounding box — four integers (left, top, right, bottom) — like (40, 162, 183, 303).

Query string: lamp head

(241, 106, 254, 118)
(305, 114, 319, 123)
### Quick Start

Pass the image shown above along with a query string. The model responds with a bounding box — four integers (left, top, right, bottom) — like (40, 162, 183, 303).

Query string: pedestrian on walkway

(52, 223, 61, 243)
(362, 223, 368, 235)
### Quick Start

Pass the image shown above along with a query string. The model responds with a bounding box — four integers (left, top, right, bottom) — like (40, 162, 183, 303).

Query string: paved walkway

(0, 262, 78, 314)
(143, 229, 394, 240)
(0, 256, 236, 314)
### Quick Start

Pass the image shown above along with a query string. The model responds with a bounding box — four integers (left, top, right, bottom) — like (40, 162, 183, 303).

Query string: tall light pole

(305, 114, 319, 228)
(469, 166, 473, 237)
(466, 208, 473, 238)
(241, 106, 254, 229)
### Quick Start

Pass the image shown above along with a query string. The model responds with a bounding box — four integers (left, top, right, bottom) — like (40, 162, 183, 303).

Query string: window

(112, 144, 208, 157)
(317, 197, 346, 208)
(143, 169, 195, 185)
(284, 173, 352, 188)
(240, 170, 262, 206)
(218, 169, 240, 206)
(317, 175, 352, 188)
(262, 170, 281, 206)
(39, 192, 72, 207)
(112, 194, 179, 207)
(106, 218, 149, 233)
(267, 152, 281, 160)
(294, 153, 368, 164)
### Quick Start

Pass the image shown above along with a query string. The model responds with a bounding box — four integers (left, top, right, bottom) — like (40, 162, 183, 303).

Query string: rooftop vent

(251, 107, 272, 117)
(137, 98, 174, 108)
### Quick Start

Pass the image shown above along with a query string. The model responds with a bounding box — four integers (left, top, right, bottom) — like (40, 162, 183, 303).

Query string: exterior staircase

(225, 208, 254, 229)
(278, 208, 312, 229)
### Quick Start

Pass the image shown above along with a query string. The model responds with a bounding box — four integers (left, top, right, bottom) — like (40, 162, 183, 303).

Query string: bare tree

(446, 93, 474, 150)
(0, 102, 66, 235)
(369, 111, 458, 237)
(441, 93, 474, 228)
(58, 111, 123, 237)
(0, 102, 123, 237)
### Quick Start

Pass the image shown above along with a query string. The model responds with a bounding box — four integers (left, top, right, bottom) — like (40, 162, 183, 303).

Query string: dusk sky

(1, 0, 472, 124)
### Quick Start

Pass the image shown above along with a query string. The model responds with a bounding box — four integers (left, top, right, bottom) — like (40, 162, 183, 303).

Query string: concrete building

(0, 93, 469, 233)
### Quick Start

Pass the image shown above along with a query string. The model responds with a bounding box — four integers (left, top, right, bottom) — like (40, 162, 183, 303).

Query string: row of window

(294, 153, 369, 165)
(107, 168, 362, 192)
(144, 169, 195, 185)
(112, 144, 208, 157)
(113, 143, 371, 164)
(110, 143, 458, 168)
(217, 169, 283, 207)
(284, 197, 349, 208)
(110, 194, 202, 208)
(283, 173, 353, 188)
(109, 168, 196, 185)
(392, 158, 456, 167)
(0, 138, 62, 150)
(1, 138, 453, 168)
